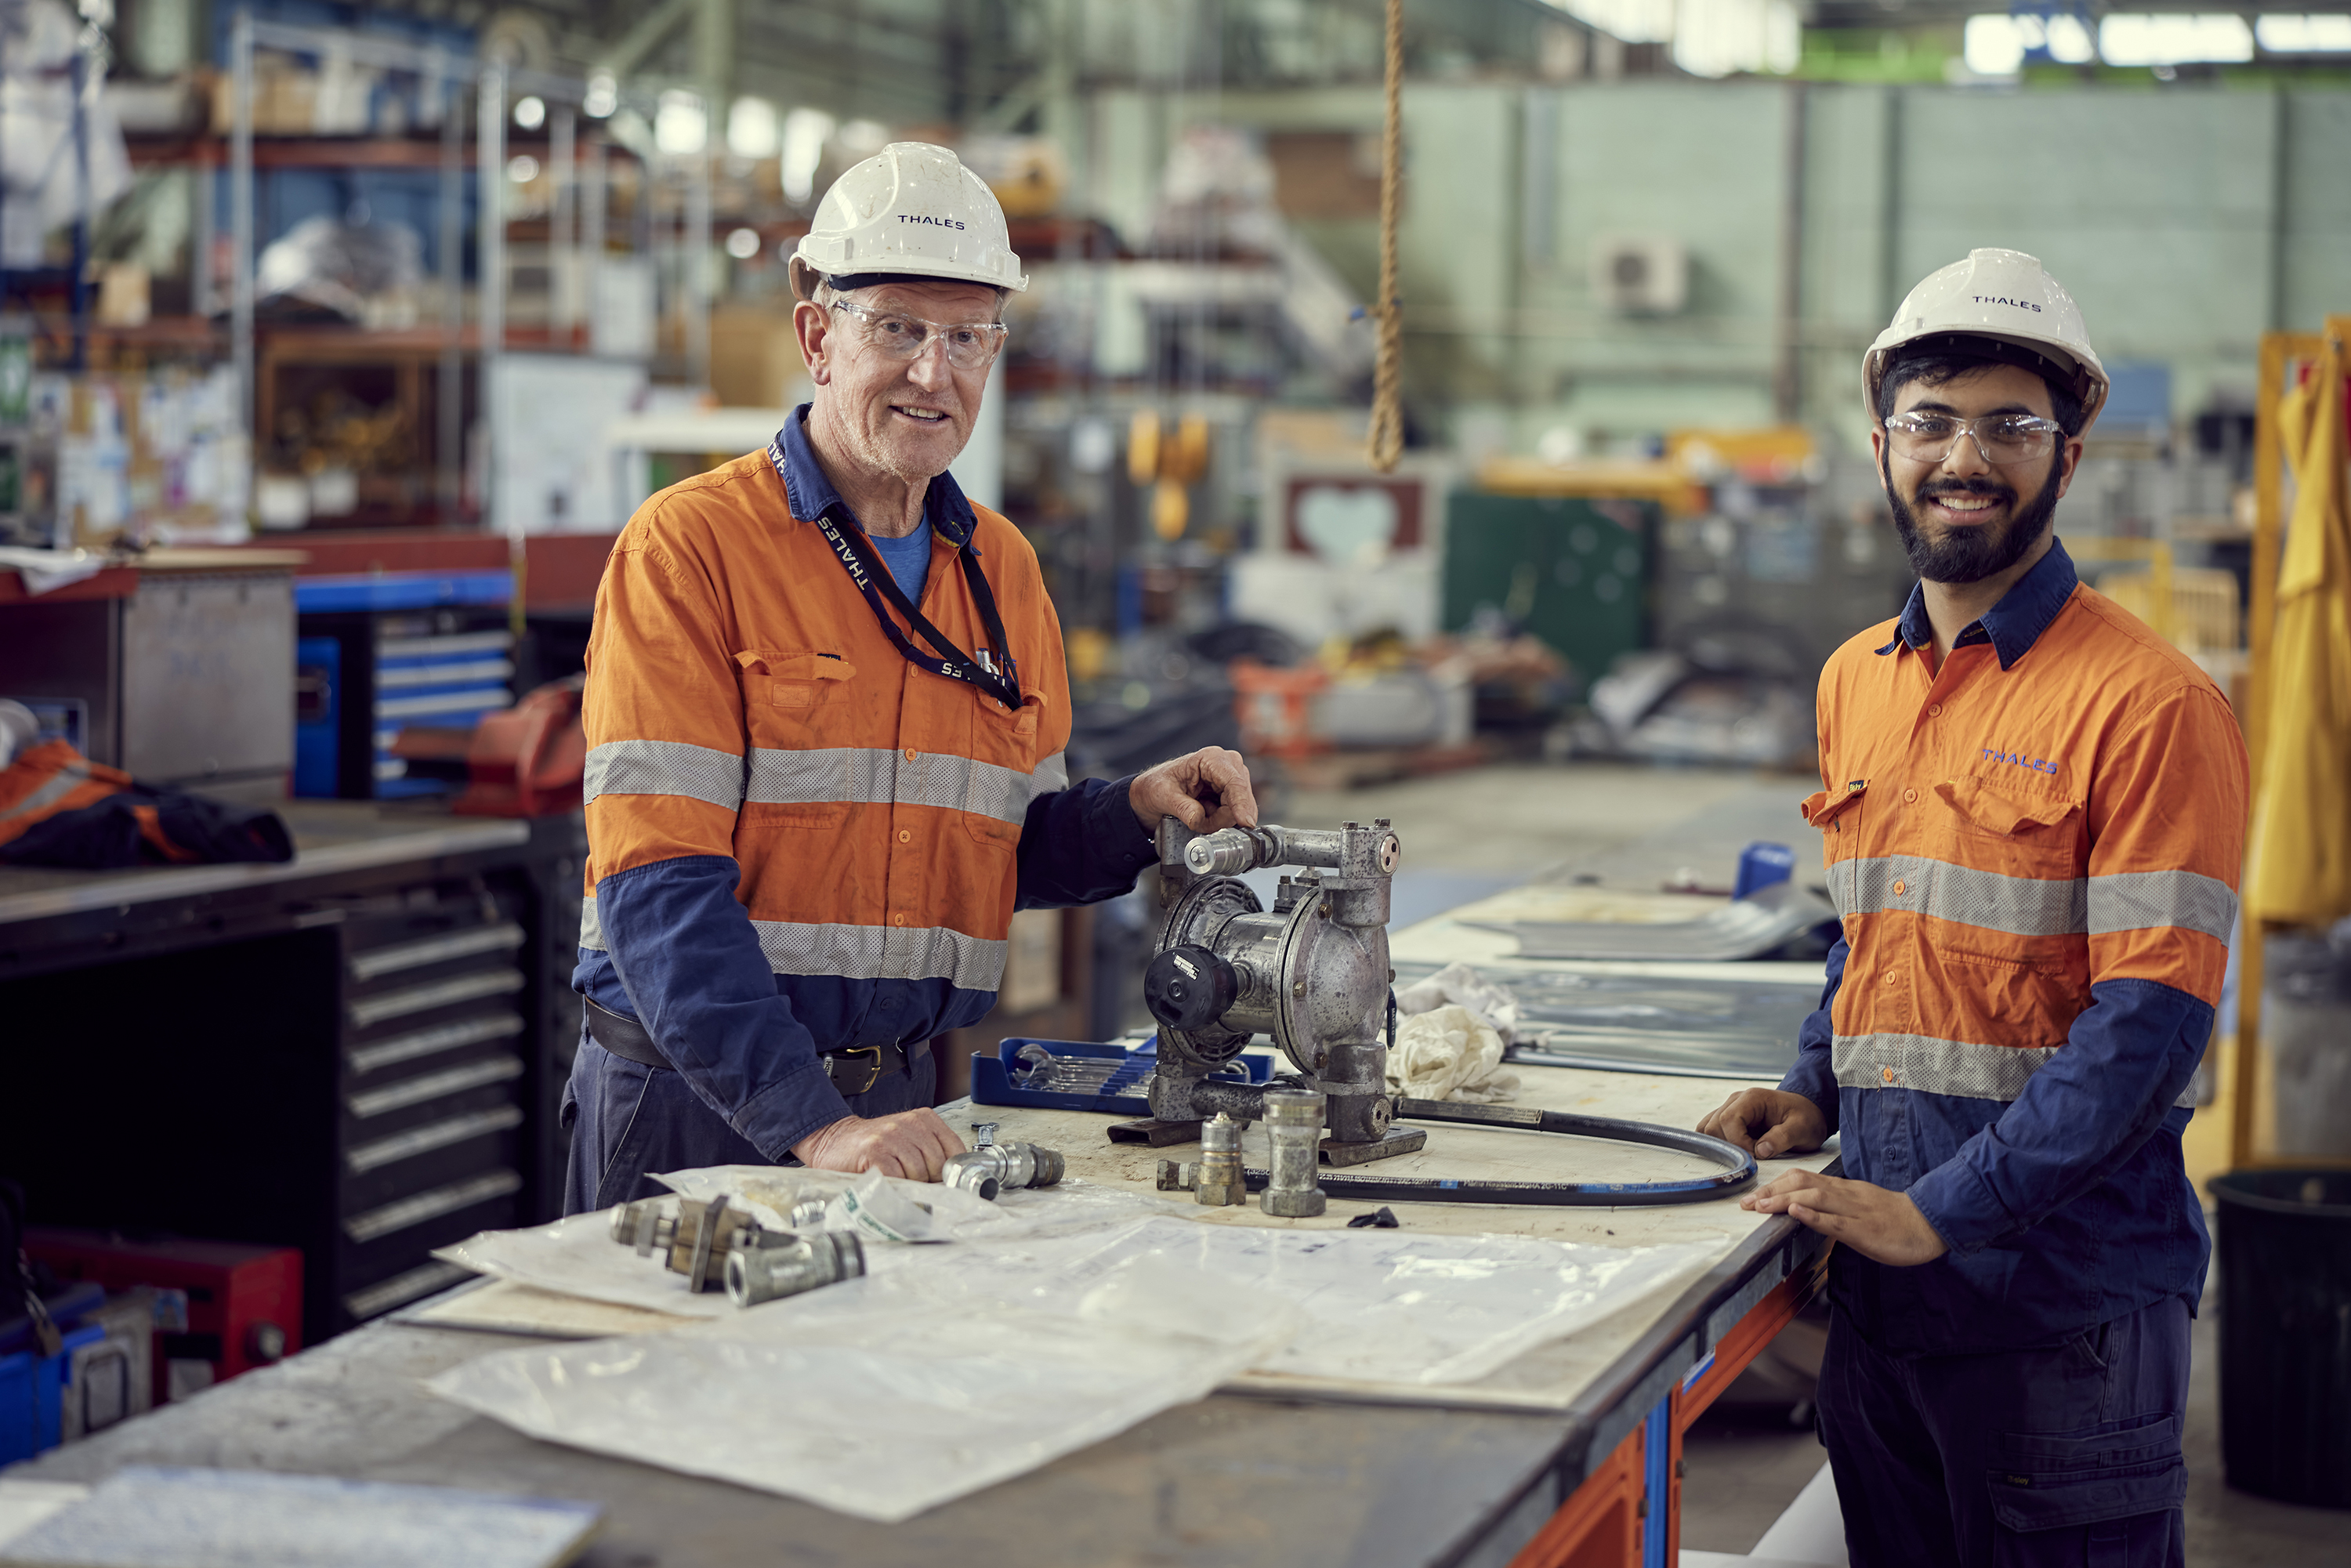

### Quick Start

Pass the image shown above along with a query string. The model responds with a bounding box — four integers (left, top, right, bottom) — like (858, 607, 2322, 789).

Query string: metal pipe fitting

(1196, 1111, 1247, 1207)
(725, 1229, 867, 1307)
(941, 1141, 1066, 1201)
(1259, 1088, 1328, 1218)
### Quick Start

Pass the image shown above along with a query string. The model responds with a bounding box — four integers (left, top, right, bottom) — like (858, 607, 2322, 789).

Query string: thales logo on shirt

(1983, 746, 2059, 777)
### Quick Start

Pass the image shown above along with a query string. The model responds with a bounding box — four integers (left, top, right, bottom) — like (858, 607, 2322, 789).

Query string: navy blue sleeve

(1015, 773, 1158, 909)
(1906, 977, 2211, 1255)
(1778, 934, 1846, 1134)
(596, 854, 853, 1160)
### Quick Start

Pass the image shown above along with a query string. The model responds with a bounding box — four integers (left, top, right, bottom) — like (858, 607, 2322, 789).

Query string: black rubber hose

(1239, 1098, 1757, 1208)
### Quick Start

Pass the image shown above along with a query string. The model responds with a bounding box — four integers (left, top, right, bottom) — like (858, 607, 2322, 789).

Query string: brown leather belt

(583, 995, 915, 1096)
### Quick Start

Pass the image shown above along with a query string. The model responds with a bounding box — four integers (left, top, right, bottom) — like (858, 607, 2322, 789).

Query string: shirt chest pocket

(1933, 777, 2085, 882)
(956, 689, 1045, 853)
(737, 651, 860, 829)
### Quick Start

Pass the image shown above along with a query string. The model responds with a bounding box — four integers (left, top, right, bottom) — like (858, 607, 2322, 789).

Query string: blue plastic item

(0, 1350, 34, 1462)
(0, 1280, 104, 1356)
(292, 570, 512, 614)
(1733, 841, 1796, 900)
(969, 1037, 1272, 1116)
(0, 1321, 104, 1463)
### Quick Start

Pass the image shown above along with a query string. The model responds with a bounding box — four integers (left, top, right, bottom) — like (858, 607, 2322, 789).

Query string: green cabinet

(1442, 491, 1654, 685)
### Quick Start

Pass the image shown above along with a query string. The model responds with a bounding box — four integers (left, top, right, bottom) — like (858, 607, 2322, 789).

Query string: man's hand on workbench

(1697, 1088, 1828, 1161)
(1742, 1171, 1950, 1266)
(1130, 747, 1260, 835)
(792, 1108, 966, 1182)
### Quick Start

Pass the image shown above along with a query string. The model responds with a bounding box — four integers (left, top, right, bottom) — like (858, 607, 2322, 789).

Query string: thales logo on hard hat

(1972, 295, 2044, 313)
(900, 214, 969, 230)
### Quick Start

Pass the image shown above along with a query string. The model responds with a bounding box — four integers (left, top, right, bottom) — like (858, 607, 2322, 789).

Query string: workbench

(7, 1054, 1836, 1568)
(7, 779, 1844, 1565)
(0, 800, 586, 1342)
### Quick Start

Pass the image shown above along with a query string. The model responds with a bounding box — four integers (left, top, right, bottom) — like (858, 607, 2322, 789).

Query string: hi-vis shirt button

(898, 829, 911, 844)
(904, 748, 918, 762)
(1903, 788, 1918, 804)
(893, 913, 907, 926)
(1892, 878, 1908, 895)
(1882, 1066, 1896, 1085)
(1929, 704, 1943, 717)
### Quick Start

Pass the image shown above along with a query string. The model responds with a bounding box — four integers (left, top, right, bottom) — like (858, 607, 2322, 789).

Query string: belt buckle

(831, 1045, 886, 1095)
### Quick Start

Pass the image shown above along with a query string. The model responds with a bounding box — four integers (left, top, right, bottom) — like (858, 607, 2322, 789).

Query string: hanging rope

(1367, 0, 1405, 474)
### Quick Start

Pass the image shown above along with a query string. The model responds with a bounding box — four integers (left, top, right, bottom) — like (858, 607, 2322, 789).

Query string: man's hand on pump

(792, 1107, 966, 1181)
(1131, 746, 1259, 835)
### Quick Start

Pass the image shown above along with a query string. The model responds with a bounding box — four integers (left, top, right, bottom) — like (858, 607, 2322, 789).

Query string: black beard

(1883, 449, 2062, 585)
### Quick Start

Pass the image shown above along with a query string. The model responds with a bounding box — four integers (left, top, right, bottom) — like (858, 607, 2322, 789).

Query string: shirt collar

(1873, 537, 2080, 671)
(774, 404, 979, 549)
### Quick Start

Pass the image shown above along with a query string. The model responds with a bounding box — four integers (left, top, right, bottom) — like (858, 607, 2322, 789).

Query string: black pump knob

(1144, 944, 1239, 1032)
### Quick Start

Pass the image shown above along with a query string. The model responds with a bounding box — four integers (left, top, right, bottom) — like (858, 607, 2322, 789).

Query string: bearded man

(1698, 250, 2247, 1568)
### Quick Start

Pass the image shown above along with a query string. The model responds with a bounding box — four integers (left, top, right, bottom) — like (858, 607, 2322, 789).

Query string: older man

(564, 143, 1254, 1212)
(1701, 250, 2245, 1567)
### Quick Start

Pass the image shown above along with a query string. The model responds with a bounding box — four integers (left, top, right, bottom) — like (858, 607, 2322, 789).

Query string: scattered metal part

(1107, 1117, 1204, 1146)
(608, 1194, 759, 1291)
(725, 1229, 866, 1307)
(788, 1197, 829, 1230)
(1259, 1088, 1328, 1219)
(1346, 1206, 1400, 1229)
(1156, 1159, 1199, 1192)
(941, 1141, 1065, 1201)
(1195, 1112, 1246, 1207)
(1317, 1128, 1427, 1167)
(1148, 816, 1407, 1157)
(970, 1121, 999, 1148)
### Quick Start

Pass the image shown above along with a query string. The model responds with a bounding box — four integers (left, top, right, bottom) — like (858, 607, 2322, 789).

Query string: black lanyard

(770, 436, 1022, 712)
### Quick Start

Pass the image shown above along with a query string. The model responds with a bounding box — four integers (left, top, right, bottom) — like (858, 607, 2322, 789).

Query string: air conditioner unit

(1591, 235, 1688, 315)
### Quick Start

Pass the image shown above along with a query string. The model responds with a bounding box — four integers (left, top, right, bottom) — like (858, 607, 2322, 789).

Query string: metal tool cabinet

(0, 805, 585, 1344)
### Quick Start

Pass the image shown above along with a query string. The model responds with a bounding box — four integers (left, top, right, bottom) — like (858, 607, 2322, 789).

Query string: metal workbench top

(0, 802, 531, 926)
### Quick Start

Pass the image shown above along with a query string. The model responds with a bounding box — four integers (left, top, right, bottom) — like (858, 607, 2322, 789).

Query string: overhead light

(583, 71, 618, 119)
(727, 96, 780, 160)
(2097, 13, 2255, 66)
(780, 107, 836, 205)
(506, 154, 541, 184)
(2045, 14, 2096, 63)
(2255, 13, 2351, 51)
(724, 226, 762, 259)
(513, 95, 545, 132)
(1963, 15, 2027, 75)
(654, 90, 707, 156)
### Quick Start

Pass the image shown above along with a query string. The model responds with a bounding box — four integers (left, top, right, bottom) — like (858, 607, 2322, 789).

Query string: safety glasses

(1883, 411, 2063, 467)
(827, 299, 1008, 372)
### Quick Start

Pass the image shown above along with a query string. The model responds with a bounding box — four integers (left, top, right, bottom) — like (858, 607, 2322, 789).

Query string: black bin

(2213, 1168, 2351, 1508)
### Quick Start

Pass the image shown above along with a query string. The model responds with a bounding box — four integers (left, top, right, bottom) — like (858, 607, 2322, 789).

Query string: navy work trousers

(560, 1032, 937, 1215)
(1818, 1294, 2190, 1568)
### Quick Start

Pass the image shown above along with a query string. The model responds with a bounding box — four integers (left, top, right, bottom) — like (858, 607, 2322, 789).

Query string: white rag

(1386, 1002, 1520, 1103)
(1396, 959, 1522, 1043)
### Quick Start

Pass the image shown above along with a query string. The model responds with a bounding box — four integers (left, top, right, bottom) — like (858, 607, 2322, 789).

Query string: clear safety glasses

(1884, 411, 2064, 467)
(827, 299, 1009, 372)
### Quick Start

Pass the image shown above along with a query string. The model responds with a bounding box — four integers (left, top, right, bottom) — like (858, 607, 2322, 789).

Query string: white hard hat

(793, 141, 1028, 295)
(1864, 248, 2107, 433)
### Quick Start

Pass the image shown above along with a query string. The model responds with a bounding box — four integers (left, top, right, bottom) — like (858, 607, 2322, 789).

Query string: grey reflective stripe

(752, 919, 1007, 992)
(582, 898, 1000, 989)
(745, 746, 1042, 826)
(0, 762, 92, 824)
(1835, 1032, 2197, 1108)
(1031, 750, 1069, 795)
(583, 738, 745, 809)
(1829, 855, 2086, 937)
(2088, 870, 2237, 943)
(1835, 1031, 2059, 1101)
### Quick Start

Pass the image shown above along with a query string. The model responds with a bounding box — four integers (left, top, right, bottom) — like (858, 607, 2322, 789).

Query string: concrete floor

(1295, 759, 2349, 1565)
